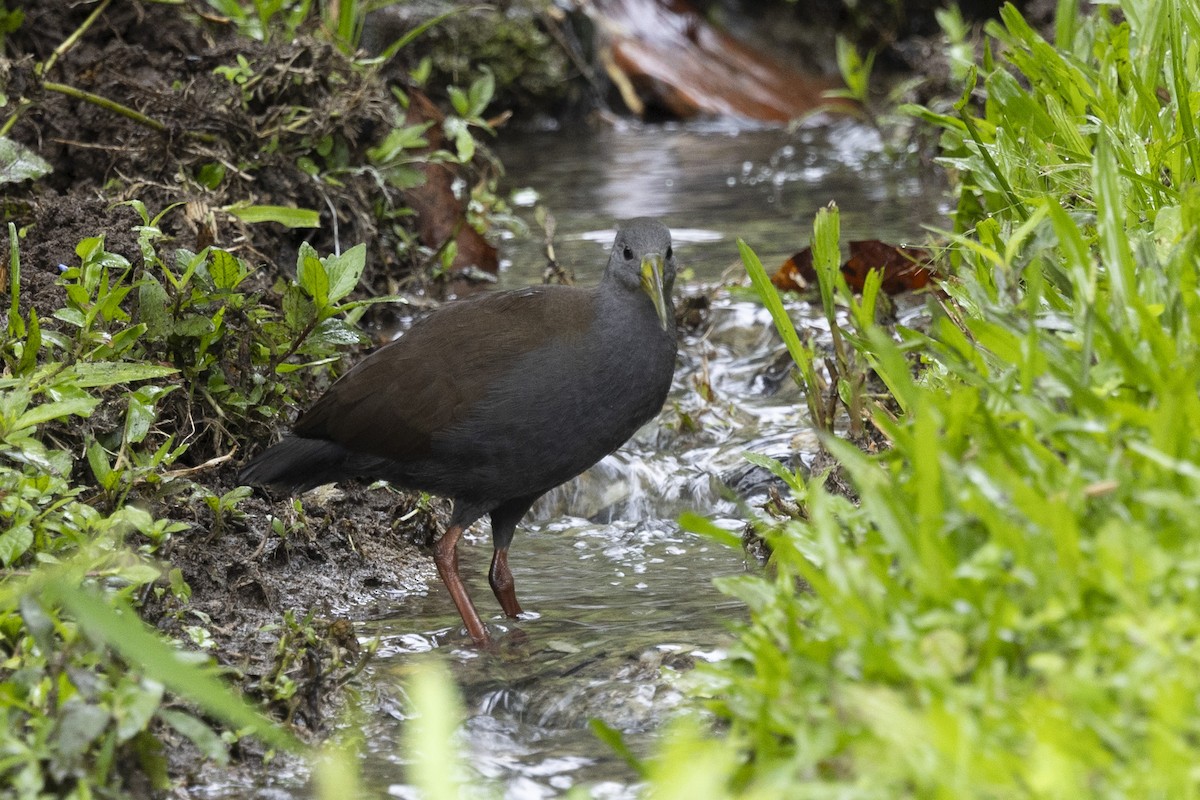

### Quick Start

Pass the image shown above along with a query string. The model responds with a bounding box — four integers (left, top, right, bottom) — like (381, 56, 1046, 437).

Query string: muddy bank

(152, 478, 442, 789)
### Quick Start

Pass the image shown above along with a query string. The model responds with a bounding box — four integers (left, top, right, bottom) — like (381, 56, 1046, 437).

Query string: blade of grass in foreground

(403, 659, 467, 800)
(42, 577, 303, 754)
(739, 238, 808, 367)
(740, 238, 828, 429)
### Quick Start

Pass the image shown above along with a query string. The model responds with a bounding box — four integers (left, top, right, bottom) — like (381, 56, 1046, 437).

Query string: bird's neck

(594, 279, 675, 339)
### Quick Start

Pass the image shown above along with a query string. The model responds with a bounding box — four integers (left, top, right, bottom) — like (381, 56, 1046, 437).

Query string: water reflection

(494, 119, 946, 285)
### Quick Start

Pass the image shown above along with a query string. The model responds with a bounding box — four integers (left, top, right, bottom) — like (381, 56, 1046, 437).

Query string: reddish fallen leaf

(402, 91, 499, 291)
(772, 248, 816, 293)
(772, 240, 937, 295)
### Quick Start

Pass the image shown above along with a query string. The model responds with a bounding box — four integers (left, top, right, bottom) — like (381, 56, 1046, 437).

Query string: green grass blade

(739, 238, 809, 370)
(45, 578, 303, 754)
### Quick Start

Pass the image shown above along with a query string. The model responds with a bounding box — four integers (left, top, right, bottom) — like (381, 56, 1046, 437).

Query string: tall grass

(671, 1, 1200, 795)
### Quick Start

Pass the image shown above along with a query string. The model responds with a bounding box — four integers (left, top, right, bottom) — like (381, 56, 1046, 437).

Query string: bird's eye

(666, 245, 673, 259)
(622, 245, 634, 260)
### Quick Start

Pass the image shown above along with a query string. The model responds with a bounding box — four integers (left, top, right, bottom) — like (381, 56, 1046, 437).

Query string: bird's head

(604, 218, 676, 331)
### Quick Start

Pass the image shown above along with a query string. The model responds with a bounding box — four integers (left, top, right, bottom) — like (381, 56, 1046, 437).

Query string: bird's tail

(238, 435, 360, 493)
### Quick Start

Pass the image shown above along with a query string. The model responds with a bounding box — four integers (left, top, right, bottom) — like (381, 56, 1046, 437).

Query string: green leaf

(811, 205, 844, 320)
(16, 307, 41, 375)
(589, 718, 646, 777)
(377, 8, 467, 61)
(0, 524, 33, 566)
(833, 36, 873, 101)
(325, 243, 366, 303)
(51, 702, 111, 766)
(87, 439, 115, 489)
(174, 247, 207, 289)
(742, 451, 806, 496)
(125, 385, 176, 445)
(44, 580, 302, 754)
(409, 57, 432, 86)
(196, 162, 226, 190)
(738, 239, 810, 370)
(209, 249, 243, 290)
(7, 221, 22, 337)
(138, 276, 170, 338)
(159, 709, 230, 764)
(114, 680, 165, 742)
(303, 318, 367, 349)
(367, 122, 432, 164)
(296, 243, 329, 308)
(1094, 131, 1137, 322)
(19, 595, 55, 655)
(455, 128, 475, 162)
(404, 660, 465, 800)
(447, 85, 469, 117)
(224, 204, 321, 228)
(283, 283, 316, 333)
(383, 164, 427, 190)
(65, 361, 178, 389)
(274, 355, 341, 374)
(14, 395, 99, 430)
(171, 315, 214, 339)
(468, 69, 495, 117)
(105, 322, 147, 357)
(0, 136, 53, 184)
(677, 512, 742, 549)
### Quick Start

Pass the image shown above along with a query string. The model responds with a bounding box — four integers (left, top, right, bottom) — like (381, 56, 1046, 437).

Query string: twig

(40, 0, 114, 77)
(45, 81, 163, 131)
(42, 81, 218, 144)
(161, 450, 236, 480)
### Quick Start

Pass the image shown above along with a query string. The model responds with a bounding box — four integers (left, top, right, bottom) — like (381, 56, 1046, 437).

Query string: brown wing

(293, 286, 594, 461)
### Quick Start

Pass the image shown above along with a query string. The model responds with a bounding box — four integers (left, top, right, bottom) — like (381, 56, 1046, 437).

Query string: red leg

(489, 547, 523, 618)
(432, 524, 490, 644)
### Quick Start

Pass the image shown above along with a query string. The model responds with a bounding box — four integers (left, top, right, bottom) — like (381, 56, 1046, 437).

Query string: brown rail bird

(239, 218, 678, 644)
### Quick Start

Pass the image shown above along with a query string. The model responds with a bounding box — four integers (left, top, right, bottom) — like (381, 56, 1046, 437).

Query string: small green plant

(827, 35, 876, 105)
(213, 52, 256, 86)
(204, 0, 313, 44)
(741, 205, 884, 438)
(1, 2, 217, 145)
(201, 484, 253, 534)
(0, 3, 24, 51)
(443, 68, 497, 162)
(254, 609, 376, 726)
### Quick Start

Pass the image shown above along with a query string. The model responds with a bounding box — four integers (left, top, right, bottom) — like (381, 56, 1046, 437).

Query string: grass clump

(673, 0, 1200, 796)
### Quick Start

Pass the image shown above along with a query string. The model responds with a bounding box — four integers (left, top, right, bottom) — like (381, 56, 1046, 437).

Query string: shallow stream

(346, 120, 948, 798)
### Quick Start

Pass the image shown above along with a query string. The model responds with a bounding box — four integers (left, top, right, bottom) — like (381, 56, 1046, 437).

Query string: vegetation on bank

(671, 0, 1200, 795)
(0, 212, 381, 791)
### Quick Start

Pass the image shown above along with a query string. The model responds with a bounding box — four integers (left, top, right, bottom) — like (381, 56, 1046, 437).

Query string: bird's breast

(428, 313, 677, 500)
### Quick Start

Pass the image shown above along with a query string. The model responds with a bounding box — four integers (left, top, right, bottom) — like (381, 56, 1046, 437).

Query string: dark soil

(3, 1, 488, 324)
(150, 466, 442, 719)
(140, 472, 443, 792)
